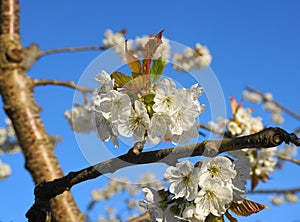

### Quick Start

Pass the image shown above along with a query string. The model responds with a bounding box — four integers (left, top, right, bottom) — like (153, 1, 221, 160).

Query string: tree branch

(246, 86, 300, 121)
(33, 79, 94, 93)
(33, 79, 94, 104)
(128, 213, 151, 222)
(0, 0, 85, 220)
(25, 127, 300, 221)
(39, 45, 106, 57)
(276, 153, 300, 165)
(249, 187, 300, 194)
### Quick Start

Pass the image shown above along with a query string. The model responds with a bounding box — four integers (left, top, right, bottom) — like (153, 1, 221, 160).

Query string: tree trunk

(0, 0, 85, 221)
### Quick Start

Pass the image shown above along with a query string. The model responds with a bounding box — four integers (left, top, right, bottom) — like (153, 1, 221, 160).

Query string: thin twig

(33, 79, 94, 104)
(246, 86, 300, 121)
(26, 127, 300, 221)
(128, 213, 151, 222)
(276, 153, 300, 165)
(39, 45, 106, 57)
(248, 187, 300, 194)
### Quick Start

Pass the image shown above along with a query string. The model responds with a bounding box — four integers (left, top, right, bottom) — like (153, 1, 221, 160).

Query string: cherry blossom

(164, 160, 200, 201)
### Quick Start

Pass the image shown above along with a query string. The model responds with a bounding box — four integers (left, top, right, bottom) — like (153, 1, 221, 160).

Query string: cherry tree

(0, 1, 299, 222)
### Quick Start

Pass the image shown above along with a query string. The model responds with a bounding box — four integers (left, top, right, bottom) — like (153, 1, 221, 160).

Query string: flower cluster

(102, 29, 171, 62)
(140, 157, 250, 221)
(102, 29, 211, 71)
(173, 43, 212, 71)
(209, 99, 278, 189)
(90, 173, 163, 221)
(243, 90, 284, 125)
(227, 106, 263, 137)
(270, 192, 299, 206)
(92, 71, 205, 147)
(102, 29, 126, 54)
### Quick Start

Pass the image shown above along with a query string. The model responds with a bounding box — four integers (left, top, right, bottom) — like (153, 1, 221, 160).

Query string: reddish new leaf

(251, 172, 259, 191)
(230, 199, 268, 217)
(225, 211, 238, 222)
(142, 30, 164, 75)
(230, 96, 239, 115)
(125, 39, 141, 75)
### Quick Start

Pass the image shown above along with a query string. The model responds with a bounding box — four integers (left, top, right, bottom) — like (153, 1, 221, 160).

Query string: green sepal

(140, 93, 155, 116)
(205, 214, 224, 222)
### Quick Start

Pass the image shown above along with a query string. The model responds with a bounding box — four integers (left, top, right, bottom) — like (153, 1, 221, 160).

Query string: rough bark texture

(0, 0, 85, 221)
(26, 127, 300, 221)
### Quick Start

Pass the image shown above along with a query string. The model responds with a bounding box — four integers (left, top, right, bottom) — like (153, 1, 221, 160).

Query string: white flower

(171, 122, 199, 145)
(228, 121, 242, 136)
(249, 147, 277, 177)
(271, 112, 284, 124)
(94, 111, 118, 147)
(250, 117, 263, 132)
(153, 78, 177, 115)
(181, 204, 205, 222)
(173, 43, 212, 71)
(199, 156, 236, 185)
(95, 70, 114, 93)
(0, 160, 12, 179)
(232, 157, 250, 203)
(242, 90, 262, 104)
(164, 161, 200, 201)
(118, 100, 150, 141)
(188, 84, 204, 100)
(5, 118, 16, 137)
(64, 105, 95, 133)
(264, 92, 273, 102)
(148, 113, 172, 145)
(170, 89, 202, 135)
(110, 91, 131, 123)
(140, 187, 181, 222)
(270, 196, 284, 205)
(235, 108, 252, 124)
(285, 192, 299, 203)
(102, 29, 125, 49)
(91, 189, 107, 201)
(263, 101, 280, 113)
(195, 178, 233, 217)
(0, 128, 8, 146)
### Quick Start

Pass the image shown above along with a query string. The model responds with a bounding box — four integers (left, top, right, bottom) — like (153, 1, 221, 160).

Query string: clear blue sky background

(0, 1, 300, 221)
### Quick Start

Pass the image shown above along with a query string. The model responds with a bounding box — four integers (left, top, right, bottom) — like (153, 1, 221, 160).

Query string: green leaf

(150, 56, 166, 83)
(111, 71, 133, 88)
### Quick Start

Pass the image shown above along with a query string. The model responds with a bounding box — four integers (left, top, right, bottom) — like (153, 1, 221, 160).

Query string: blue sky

(0, 1, 300, 221)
